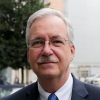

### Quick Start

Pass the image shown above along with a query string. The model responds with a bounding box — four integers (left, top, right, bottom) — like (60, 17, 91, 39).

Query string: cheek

(29, 49, 41, 63)
(53, 47, 71, 59)
(53, 47, 71, 66)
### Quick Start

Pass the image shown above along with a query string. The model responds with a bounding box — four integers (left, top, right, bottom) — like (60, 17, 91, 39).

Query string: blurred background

(0, 0, 100, 99)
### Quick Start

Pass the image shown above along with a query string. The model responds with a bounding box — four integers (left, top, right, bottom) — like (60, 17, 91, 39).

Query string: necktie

(48, 94, 58, 100)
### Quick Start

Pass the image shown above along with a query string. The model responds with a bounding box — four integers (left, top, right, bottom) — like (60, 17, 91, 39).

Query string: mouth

(39, 62, 55, 64)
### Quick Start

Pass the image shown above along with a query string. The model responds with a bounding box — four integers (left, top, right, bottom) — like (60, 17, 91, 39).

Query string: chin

(39, 72, 59, 79)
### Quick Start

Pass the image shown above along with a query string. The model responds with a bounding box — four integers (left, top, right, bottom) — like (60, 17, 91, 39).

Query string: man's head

(26, 8, 75, 82)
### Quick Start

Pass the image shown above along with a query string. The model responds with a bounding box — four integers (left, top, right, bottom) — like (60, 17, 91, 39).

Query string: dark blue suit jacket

(2, 75, 100, 100)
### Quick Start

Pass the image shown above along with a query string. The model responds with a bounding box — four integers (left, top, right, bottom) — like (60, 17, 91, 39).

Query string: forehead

(29, 15, 68, 39)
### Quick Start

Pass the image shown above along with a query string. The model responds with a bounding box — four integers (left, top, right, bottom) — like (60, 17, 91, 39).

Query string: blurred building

(66, 0, 100, 67)
(48, 0, 64, 13)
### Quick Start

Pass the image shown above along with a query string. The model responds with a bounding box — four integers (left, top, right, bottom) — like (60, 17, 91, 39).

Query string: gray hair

(26, 8, 74, 46)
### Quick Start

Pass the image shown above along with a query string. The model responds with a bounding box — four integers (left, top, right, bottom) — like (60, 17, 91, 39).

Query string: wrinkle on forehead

(29, 15, 68, 40)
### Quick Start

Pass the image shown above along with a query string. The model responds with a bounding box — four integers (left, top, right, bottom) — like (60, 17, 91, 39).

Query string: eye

(53, 40, 62, 43)
(51, 38, 64, 47)
(52, 39, 63, 44)
(31, 40, 44, 47)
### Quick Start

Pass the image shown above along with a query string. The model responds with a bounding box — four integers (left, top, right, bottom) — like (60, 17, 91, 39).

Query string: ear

(70, 45, 75, 61)
(27, 48, 30, 62)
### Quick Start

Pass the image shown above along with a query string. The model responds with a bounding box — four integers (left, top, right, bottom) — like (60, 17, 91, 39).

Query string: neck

(38, 69, 70, 93)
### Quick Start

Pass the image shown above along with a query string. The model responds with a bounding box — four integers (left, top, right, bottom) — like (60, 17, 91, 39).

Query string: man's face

(27, 15, 75, 80)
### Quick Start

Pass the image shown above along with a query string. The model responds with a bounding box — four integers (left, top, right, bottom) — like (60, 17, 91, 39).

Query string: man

(0, 75, 4, 85)
(2, 8, 100, 100)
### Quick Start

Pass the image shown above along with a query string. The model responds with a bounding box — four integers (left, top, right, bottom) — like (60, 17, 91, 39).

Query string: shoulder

(72, 73, 100, 92)
(83, 82, 100, 99)
(72, 74, 100, 99)
(84, 82, 100, 93)
(2, 82, 38, 100)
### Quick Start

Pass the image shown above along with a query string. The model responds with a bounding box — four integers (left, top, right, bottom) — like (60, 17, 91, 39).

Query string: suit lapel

(24, 82, 39, 100)
(71, 74, 89, 100)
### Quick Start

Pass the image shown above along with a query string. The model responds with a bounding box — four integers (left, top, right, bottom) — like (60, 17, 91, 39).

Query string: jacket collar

(25, 82, 39, 100)
(71, 74, 89, 100)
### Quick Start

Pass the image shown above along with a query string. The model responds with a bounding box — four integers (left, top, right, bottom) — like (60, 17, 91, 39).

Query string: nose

(41, 41, 53, 56)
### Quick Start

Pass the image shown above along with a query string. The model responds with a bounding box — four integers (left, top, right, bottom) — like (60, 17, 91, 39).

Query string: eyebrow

(30, 37, 42, 41)
(51, 35, 63, 39)
(29, 35, 63, 41)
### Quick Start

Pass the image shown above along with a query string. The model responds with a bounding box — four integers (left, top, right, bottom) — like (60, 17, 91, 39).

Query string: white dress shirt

(38, 73, 73, 100)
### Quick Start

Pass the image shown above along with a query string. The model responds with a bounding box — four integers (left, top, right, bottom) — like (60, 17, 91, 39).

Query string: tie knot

(48, 94, 58, 100)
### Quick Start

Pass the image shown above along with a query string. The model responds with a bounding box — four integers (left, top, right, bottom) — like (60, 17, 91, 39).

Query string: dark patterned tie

(48, 94, 58, 100)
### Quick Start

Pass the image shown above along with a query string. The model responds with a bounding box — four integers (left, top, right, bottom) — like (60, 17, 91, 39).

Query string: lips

(39, 61, 55, 64)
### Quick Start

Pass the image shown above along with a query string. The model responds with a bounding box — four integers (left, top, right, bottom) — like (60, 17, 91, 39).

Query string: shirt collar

(38, 73, 73, 100)
(38, 81, 50, 100)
